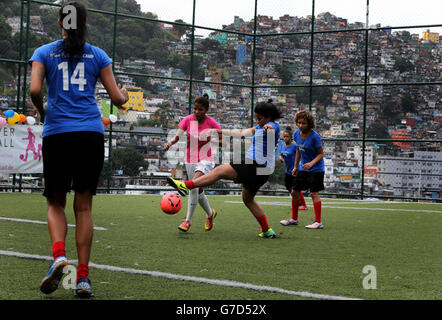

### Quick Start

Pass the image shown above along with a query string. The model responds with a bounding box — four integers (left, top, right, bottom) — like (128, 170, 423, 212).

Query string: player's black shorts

(230, 161, 270, 197)
(284, 173, 295, 192)
(42, 131, 104, 198)
(292, 171, 325, 193)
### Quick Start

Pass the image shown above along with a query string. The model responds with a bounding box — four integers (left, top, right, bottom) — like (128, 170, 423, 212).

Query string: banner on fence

(0, 125, 43, 174)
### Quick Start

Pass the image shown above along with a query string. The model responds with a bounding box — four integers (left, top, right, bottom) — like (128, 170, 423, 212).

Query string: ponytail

(59, 1, 88, 58)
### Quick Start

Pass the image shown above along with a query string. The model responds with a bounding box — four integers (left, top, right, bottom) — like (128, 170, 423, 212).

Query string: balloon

(12, 112, 20, 122)
(19, 114, 26, 123)
(4, 110, 14, 118)
(8, 117, 17, 126)
(0, 117, 6, 126)
(102, 117, 110, 126)
(109, 114, 117, 123)
(26, 116, 36, 125)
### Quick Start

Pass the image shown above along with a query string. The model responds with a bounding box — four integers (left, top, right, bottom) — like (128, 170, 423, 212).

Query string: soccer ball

(160, 193, 182, 215)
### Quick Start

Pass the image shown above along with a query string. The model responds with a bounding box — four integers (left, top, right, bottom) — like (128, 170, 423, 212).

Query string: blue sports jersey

(29, 40, 112, 137)
(293, 129, 325, 172)
(280, 142, 298, 174)
(245, 121, 281, 168)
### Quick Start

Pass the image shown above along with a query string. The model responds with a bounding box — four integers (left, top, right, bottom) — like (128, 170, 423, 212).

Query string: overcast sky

(138, 0, 442, 36)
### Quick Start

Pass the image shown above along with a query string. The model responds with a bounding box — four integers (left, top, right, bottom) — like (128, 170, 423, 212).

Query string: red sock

(52, 241, 65, 260)
(313, 201, 322, 223)
(291, 199, 300, 220)
(299, 192, 307, 206)
(256, 214, 270, 233)
(77, 263, 89, 281)
(184, 180, 195, 189)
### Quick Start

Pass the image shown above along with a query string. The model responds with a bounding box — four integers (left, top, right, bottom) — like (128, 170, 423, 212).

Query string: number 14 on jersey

(58, 61, 87, 91)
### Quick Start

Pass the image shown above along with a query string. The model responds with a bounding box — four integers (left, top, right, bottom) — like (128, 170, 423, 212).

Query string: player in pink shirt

(164, 94, 221, 232)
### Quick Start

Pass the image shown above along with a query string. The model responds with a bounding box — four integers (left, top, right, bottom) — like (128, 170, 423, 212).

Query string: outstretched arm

(217, 127, 255, 137)
(164, 128, 185, 150)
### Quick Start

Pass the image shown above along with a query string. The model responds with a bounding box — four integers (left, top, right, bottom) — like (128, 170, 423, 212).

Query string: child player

(283, 110, 325, 229)
(279, 126, 307, 226)
(164, 94, 220, 232)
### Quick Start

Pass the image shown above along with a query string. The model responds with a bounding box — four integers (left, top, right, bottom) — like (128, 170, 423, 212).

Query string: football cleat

(40, 255, 68, 294)
(178, 220, 191, 232)
(298, 205, 308, 210)
(205, 209, 217, 231)
(74, 278, 94, 298)
(305, 222, 324, 229)
(167, 177, 189, 196)
(259, 228, 276, 239)
(280, 218, 299, 226)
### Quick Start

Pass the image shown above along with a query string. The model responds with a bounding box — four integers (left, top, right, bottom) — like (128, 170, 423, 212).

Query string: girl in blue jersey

(167, 99, 281, 238)
(279, 126, 307, 227)
(288, 110, 325, 229)
(29, 1, 128, 298)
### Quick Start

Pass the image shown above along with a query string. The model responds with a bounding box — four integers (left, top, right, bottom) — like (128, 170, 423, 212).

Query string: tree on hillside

(2, 0, 21, 17)
(110, 146, 146, 176)
(400, 93, 416, 114)
(380, 101, 400, 125)
(366, 122, 390, 139)
(144, 38, 169, 66)
(393, 56, 414, 73)
(153, 101, 176, 128)
(0, 16, 15, 61)
(199, 38, 221, 53)
(174, 19, 191, 39)
(294, 86, 332, 106)
(400, 31, 412, 43)
(275, 64, 292, 85)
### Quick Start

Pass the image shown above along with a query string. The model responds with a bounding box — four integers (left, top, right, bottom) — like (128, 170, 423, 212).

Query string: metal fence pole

(250, 0, 259, 127)
(187, 0, 197, 114)
(308, 0, 316, 111)
(360, 0, 371, 199)
(107, 0, 119, 194)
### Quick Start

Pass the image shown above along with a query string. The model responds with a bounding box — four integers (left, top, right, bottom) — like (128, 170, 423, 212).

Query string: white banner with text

(0, 125, 43, 173)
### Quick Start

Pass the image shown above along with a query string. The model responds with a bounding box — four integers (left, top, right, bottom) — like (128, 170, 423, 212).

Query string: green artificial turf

(0, 193, 440, 300)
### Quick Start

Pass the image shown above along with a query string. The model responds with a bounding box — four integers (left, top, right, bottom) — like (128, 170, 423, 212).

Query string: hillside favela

(0, 0, 440, 200)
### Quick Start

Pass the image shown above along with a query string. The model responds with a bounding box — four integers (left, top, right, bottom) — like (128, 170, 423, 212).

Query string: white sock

(186, 188, 199, 223)
(198, 192, 213, 216)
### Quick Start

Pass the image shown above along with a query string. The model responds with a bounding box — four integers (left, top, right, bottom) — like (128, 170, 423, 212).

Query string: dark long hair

(254, 99, 282, 121)
(59, 1, 88, 58)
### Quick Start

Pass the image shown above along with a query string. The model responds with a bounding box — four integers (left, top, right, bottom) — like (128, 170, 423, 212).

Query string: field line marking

(0, 249, 360, 301)
(224, 201, 442, 213)
(0, 217, 107, 231)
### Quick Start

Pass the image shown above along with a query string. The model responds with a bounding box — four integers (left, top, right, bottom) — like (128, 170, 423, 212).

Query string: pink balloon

(0, 117, 6, 126)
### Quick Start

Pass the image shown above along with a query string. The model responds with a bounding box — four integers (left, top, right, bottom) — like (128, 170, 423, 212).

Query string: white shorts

(185, 161, 215, 179)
